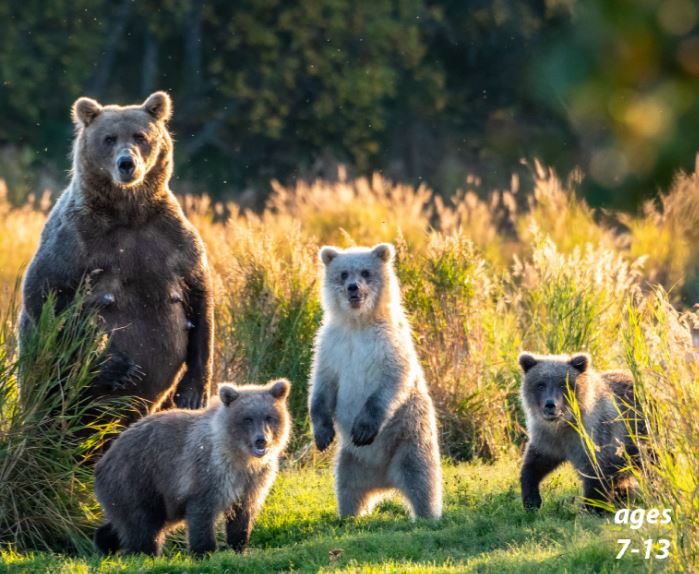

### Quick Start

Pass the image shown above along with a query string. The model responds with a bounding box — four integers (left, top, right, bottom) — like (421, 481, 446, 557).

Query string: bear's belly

(92, 274, 190, 403)
(335, 373, 373, 439)
(327, 328, 386, 439)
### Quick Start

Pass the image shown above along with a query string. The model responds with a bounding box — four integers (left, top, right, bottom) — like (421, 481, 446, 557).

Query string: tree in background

(532, 0, 699, 206)
(0, 0, 697, 207)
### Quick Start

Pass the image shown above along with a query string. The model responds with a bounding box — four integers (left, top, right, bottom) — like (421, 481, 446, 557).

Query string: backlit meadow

(1, 163, 698, 572)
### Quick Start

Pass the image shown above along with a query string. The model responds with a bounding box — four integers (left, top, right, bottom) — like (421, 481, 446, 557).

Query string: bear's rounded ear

(372, 243, 395, 263)
(319, 246, 340, 266)
(219, 384, 239, 407)
(72, 97, 103, 128)
(519, 353, 538, 373)
(269, 378, 291, 400)
(142, 91, 172, 122)
(569, 353, 590, 373)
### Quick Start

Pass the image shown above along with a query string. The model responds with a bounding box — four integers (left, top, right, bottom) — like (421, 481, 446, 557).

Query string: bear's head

(71, 92, 173, 193)
(519, 352, 591, 425)
(216, 379, 291, 461)
(318, 243, 399, 322)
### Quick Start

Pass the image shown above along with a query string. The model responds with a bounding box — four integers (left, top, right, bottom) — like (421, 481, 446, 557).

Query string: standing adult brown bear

(20, 92, 213, 414)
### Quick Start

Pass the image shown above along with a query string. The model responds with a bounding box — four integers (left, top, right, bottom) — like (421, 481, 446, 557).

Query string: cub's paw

(313, 422, 336, 452)
(175, 383, 206, 409)
(351, 414, 380, 447)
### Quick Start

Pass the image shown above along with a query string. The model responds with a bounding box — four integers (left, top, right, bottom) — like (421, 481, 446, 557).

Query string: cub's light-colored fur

(309, 243, 442, 519)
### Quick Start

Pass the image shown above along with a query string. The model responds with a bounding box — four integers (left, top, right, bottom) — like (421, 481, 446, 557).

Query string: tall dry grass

(0, 290, 126, 552)
(0, 164, 697, 566)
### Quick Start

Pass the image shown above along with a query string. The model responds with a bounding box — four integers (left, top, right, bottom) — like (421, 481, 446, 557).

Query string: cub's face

(519, 353, 590, 424)
(319, 243, 394, 317)
(218, 379, 291, 459)
(72, 92, 172, 188)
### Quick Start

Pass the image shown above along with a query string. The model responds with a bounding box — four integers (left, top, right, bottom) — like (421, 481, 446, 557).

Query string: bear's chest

(81, 223, 189, 306)
(330, 328, 387, 433)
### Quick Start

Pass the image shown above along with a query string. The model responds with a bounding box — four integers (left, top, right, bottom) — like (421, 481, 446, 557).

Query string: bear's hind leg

(94, 522, 121, 554)
(336, 448, 382, 518)
(116, 497, 167, 556)
(389, 441, 442, 520)
(119, 515, 166, 556)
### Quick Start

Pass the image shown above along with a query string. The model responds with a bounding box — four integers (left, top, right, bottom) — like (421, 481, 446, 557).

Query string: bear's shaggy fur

(20, 92, 213, 414)
(519, 352, 643, 512)
(309, 243, 442, 520)
(94, 379, 291, 556)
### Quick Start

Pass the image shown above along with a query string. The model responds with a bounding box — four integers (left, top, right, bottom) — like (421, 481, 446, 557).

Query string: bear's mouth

(348, 295, 362, 309)
(251, 446, 268, 458)
(541, 411, 562, 422)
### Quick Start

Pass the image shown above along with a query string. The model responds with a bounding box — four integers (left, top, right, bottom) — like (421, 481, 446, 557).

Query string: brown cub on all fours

(93, 379, 291, 556)
(519, 352, 644, 512)
(20, 92, 213, 419)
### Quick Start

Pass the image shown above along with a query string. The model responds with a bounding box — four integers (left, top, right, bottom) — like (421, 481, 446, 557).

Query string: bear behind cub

(309, 243, 442, 520)
(519, 352, 643, 511)
(94, 379, 291, 556)
(20, 92, 213, 416)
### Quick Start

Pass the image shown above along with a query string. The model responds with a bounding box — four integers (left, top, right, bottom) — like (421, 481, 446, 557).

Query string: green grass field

(0, 459, 671, 574)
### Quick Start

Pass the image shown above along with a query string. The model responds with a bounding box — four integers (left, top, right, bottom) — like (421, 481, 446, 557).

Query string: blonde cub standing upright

(309, 243, 442, 519)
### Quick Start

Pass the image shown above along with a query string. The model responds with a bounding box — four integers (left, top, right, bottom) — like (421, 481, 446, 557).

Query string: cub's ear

(269, 378, 291, 400)
(569, 353, 590, 373)
(142, 91, 172, 122)
(519, 353, 539, 373)
(372, 243, 395, 263)
(219, 384, 239, 407)
(72, 97, 103, 127)
(319, 246, 340, 266)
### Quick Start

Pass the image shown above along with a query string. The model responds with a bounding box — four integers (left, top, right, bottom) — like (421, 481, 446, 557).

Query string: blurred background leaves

(0, 0, 698, 208)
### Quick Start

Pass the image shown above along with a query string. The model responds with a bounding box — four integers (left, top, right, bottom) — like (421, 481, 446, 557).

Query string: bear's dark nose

(117, 156, 135, 176)
(254, 437, 267, 449)
(347, 283, 358, 293)
(543, 399, 556, 413)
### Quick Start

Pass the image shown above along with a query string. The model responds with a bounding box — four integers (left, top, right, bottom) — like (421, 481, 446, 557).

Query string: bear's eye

(104, 135, 116, 146)
(360, 270, 371, 279)
(536, 383, 546, 391)
(243, 417, 253, 425)
(133, 133, 146, 144)
(340, 271, 348, 281)
(265, 416, 276, 424)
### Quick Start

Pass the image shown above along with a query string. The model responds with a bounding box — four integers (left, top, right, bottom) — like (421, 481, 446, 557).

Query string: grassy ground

(0, 460, 670, 574)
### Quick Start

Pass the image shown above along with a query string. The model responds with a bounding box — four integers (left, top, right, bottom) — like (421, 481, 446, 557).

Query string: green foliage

(621, 287, 699, 569)
(213, 219, 323, 452)
(0, 289, 124, 553)
(532, 0, 699, 205)
(5, 1, 697, 205)
(514, 237, 640, 365)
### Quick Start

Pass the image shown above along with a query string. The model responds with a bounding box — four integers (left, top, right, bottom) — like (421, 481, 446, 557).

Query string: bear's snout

(541, 398, 562, 420)
(117, 155, 136, 180)
(252, 436, 268, 457)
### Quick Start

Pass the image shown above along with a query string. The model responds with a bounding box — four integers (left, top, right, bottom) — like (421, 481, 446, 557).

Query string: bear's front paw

(313, 422, 336, 452)
(351, 415, 380, 447)
(175, 379, 206, 409)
